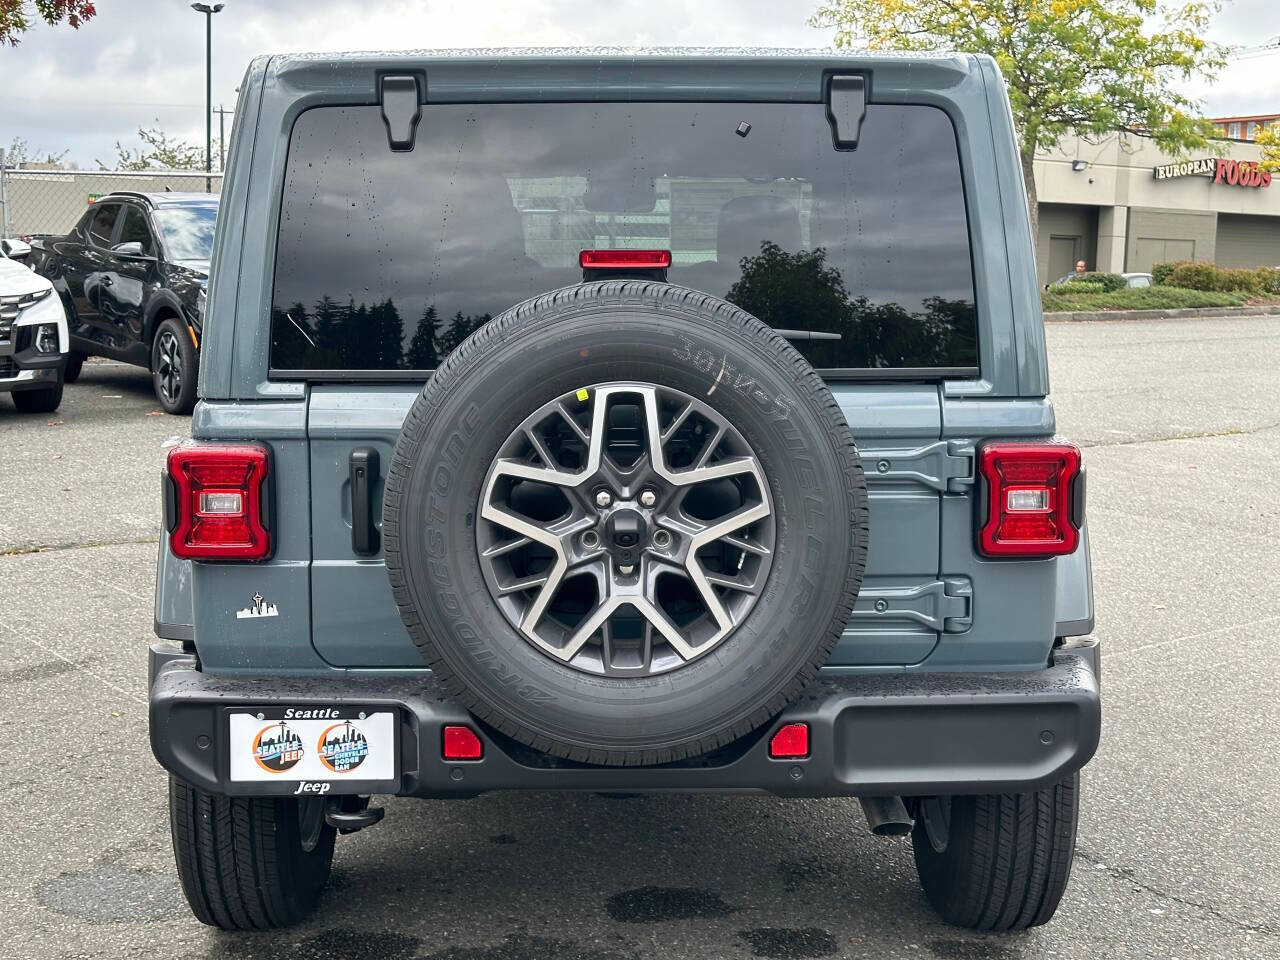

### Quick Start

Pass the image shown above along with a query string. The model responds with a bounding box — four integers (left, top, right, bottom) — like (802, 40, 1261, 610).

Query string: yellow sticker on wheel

(576, 388, 589, 403)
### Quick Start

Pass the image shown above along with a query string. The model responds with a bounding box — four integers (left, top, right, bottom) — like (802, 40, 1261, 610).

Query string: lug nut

(595, 490, 613, 509)
(653, 529, 671, 548)
(639, 490, 657, 508)
(619, 564, 635, 575)
(581, 530, 599, 548)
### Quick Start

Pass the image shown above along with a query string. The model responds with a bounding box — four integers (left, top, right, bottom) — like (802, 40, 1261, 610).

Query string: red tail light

(768, 722, 810, 759)
(977, 441, 1082, 557)
(166, 442, 271, 560)
(579, 249, 672, 269)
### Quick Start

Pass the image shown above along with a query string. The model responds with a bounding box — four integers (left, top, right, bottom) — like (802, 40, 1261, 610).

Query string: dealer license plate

(228, 707, 396, 783)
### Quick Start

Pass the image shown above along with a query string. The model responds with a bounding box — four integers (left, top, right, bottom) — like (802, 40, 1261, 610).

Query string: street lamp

(190, 2, 225, 192)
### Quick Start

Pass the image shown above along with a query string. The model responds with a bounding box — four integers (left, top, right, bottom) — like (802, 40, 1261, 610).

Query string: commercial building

(1209, 113, 1280, 142)
(1032, 133, 1280, 283)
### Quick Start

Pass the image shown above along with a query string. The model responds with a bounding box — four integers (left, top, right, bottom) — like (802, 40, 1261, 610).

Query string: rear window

(270, 101, 977, 375)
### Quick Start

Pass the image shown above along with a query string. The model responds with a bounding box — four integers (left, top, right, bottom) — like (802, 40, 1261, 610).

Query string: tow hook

(324, 796, 386, 834)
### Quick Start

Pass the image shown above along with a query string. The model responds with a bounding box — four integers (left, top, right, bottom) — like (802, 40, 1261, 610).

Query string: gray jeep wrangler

(149, 48, 1100, 933)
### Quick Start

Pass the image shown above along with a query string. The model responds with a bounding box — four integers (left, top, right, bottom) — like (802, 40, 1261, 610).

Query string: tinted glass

(88, 204, 120, 247)
(271, 102, 977, 373)
(116, 205, 154, 255)
(153, 205, 217, 261)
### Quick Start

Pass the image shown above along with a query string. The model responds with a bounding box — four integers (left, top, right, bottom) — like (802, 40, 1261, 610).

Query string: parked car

(0, 237, 67, 413)
(150, 51, 1099, 933)
(1121, 272, 1153, 288)
(29, 192, 216, 414)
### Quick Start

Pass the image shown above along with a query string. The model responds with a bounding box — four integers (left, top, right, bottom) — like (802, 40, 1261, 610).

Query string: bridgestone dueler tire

(169, 777, 335, 930)
(384, 281, 869, 766)
(912, 773, 1081, 931)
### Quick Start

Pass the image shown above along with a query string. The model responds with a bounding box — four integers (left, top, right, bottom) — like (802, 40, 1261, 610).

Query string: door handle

(349, 447, 380, 555)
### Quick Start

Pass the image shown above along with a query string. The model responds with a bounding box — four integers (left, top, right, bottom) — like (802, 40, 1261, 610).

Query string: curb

(1044, 305, 1277, 323)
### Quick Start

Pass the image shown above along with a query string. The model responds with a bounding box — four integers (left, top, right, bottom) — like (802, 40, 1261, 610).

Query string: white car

(1, 238, 69, 413)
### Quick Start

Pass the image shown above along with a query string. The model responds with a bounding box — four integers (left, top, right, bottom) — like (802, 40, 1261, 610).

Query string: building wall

(1031, 135, 1280, 281)
(1035, 203, 1098, 280)
(1216, 214, 1280, 268)
(1126, 209, 1217, 272)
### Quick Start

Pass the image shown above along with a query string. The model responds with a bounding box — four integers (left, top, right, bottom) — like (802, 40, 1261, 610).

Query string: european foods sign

(1152, 156, 1271, 189)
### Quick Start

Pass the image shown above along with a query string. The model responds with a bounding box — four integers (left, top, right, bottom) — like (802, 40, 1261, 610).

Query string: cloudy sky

(2, 0, 1277, 169)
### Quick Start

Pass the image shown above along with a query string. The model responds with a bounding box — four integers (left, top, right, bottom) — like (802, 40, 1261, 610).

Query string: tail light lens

(768, 722, 810, 759)
(977, 441, 1082, 557)
(579, 249, 672, 270)
(166, 442, 271, 560)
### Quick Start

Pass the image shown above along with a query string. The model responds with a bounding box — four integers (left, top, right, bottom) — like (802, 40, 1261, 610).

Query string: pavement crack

(1078, 420, 1280, 449)
(1075, 849, 1277, 937)
(0, 536, 159, 557)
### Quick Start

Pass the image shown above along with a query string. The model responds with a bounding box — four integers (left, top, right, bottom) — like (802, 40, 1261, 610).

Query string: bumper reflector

(442, 725, 483, 760)
(769, 722, 810, 759)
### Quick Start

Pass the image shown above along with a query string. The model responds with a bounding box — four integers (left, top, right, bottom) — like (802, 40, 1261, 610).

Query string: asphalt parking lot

(2, 316, 1278, 960)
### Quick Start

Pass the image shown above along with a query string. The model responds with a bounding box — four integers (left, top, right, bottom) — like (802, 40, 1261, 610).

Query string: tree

(1258, 125, 1280, 174)
(810, 0, 1227, 239)
(103, 126, 204, 172)
(4, 136, 69, 167)
(1, 0, 95, 46)
(406, 305, 441, 369)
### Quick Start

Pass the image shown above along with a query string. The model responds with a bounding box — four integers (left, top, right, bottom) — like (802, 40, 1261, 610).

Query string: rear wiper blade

(773, 328, 842, 341)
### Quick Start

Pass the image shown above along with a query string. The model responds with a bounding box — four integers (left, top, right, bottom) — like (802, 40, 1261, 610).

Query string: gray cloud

(1, 0, 1275, 169)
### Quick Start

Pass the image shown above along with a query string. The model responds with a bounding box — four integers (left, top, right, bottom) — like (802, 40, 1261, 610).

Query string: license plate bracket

(224, 705, 399, 796)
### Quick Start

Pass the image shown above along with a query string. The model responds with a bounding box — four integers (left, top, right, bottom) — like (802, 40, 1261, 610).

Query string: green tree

(406, 305, 440, 369)
(1, 0, 95, 46)
(810, 0, 1228, 238)
(1258, 124, 1280, 174)
(4, 136, 70, 167)
(102, 126, 204, 172)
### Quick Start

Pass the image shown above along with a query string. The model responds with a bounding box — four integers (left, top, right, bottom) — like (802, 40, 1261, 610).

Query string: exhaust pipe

(860, 796, 914, 837)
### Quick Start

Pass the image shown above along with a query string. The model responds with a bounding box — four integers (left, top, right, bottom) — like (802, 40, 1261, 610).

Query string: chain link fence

(0, 168, 223, 238)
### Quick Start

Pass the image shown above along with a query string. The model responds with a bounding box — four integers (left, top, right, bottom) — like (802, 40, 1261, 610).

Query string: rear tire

(911, 773, 1080, 931)
(11, 380, 63, 413)
(151, 318, 198, 415)
(63, 351, 85, 383)
(169, 777, 335, 930)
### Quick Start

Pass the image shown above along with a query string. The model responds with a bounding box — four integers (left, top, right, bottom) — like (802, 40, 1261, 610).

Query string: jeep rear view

(149, 49, 1100, 932)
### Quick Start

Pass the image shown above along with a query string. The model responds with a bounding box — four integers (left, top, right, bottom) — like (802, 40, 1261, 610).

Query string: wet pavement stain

(418, 932, 636, 960)
(605, 886, 736, 923)
(36, 867, 184, 922)
(215, 929, 421, 960)
(926, 939, 1021, 960)
(774, 856, 839, 893)
(489, 833, 518, 845)
(738, 927, 839, 958)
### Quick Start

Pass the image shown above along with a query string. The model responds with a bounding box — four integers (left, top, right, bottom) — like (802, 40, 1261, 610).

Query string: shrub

(1041, 284, 1250, 313)
(1062, 280, 1106, 294)
(1163, 261, 1268, 294)
(1259, 268, 1280, 296)
(1062, 272, 1125, 291)
(1151, 261, 1184, 285)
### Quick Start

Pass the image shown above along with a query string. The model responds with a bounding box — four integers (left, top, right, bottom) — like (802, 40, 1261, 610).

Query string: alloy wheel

(476, 382, 776, 677)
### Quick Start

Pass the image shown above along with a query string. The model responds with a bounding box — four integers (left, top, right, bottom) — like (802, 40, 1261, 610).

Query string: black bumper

(149, 640, 1100, 799)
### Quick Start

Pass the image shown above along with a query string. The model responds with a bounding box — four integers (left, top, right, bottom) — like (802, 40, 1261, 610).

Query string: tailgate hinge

(940, 577, 973, 633)
(849, 577, 973, 634)
(859, 440, 974, 493)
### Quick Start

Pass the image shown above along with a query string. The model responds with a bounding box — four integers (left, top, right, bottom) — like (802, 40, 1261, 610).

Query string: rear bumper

(149, 639, 1100, 799)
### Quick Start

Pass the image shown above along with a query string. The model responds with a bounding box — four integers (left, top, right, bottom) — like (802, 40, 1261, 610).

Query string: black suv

(31, 192, 216, 414)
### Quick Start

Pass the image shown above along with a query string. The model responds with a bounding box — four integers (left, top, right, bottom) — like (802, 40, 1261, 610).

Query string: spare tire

(384, 281, 868, 766)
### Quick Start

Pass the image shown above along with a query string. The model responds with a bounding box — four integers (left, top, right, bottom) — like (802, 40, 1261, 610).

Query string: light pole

(190, 3, 225, 192)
